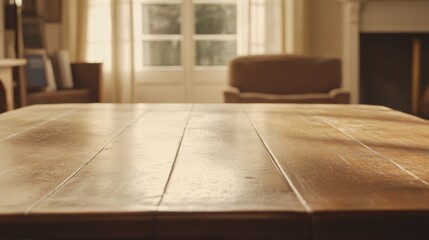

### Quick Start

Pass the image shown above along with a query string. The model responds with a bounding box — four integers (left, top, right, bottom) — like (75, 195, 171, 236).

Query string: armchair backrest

(228, 55, 342, 94)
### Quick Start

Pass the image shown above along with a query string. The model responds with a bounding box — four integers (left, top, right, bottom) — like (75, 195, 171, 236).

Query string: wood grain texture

(157, 105, 309, 240)
(0, 104, 150, 239)
(1, 104, 429, 240)
(317, 106, 429, 185)
(0, 105, 78, 141)
(245, 104, 429, 240)
(27, 104, 192, 239)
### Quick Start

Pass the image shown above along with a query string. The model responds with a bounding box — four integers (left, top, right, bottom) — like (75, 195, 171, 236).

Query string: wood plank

(245, 104, 429, 240)
(0, 104, 152, 239)
(26, 104, 193, 239)
(0, 105, 79, 141)
(3, 103, 429, 239)
(317, 105, 429, 184)
(157, 104, 309, 240)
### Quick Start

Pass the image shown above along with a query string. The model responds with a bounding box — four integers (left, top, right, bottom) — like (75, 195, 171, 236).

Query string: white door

(133, 0, 239, 103)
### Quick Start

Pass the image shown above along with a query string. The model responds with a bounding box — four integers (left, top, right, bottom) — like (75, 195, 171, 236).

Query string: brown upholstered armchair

(224, 55, 350, 103)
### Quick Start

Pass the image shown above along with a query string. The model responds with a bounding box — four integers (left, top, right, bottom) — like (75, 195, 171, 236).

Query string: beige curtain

(239, 0, 308, 55)
(77, 0, 135, 103)
(110, 0, 135, 103)
(239, 0, 284, 55)
(284, 0, 308, 54)
(61, 0, 89, 62)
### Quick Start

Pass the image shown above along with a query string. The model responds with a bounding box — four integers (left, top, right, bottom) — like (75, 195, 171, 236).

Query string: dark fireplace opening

(360, 33, 429, 115)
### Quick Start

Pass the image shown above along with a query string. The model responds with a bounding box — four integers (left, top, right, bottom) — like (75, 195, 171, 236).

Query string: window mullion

(141, 35, 182, 40)
(182, 0, 194, 102)
(194, 35, 237, 41)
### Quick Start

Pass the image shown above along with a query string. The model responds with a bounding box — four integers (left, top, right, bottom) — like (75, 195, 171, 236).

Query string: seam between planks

(24, 108, 151, 215)
(321, 118, 429, 186)
(242, 105, 314, 240)
(155, 104, 194, 207)
(0, 108, 81, 146)
(241, 105, 312, 212)
(153, 104, 194, 239)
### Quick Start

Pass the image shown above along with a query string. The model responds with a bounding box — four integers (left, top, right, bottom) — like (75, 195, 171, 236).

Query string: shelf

(0, 58, 26, 67)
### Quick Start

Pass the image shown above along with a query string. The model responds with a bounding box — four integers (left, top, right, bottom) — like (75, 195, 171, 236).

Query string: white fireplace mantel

(339, 0, 429, 103)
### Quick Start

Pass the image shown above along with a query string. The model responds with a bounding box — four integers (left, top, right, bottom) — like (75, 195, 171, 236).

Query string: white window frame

(135, 0, 183, 70)
(133, 0, 240, 102)
(134, 0, 239, 71)
(192, 0, 238, 71)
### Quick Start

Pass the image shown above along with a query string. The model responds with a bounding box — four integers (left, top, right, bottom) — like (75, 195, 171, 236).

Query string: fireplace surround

(340, 0, 429, 109)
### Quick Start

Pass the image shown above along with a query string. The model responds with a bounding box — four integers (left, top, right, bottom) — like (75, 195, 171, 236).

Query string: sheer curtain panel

(86, 0, 135, 103)
(62, 0, 89, 62)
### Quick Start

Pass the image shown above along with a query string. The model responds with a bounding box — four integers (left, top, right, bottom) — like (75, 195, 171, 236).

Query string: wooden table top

(1, 104, 429, 240)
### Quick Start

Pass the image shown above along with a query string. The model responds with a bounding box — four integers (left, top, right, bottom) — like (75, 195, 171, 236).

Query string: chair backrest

(228, 54, 342, 94)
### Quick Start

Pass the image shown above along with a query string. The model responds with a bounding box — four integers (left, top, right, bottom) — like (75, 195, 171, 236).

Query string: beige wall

(305, 0, 343, 58)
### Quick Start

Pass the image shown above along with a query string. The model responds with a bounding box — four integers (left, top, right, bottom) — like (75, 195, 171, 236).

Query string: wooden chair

(224, 54, 350, 103)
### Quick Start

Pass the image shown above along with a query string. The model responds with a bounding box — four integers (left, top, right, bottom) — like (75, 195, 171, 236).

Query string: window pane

(196, 41, 236, 66)
(195, 4, 236, 34)
(142, 4, 181, 34)
(143, 41, 181, 66)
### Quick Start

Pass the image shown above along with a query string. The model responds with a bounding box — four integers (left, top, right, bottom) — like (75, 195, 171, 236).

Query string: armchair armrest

(329, 88, 350, 104)
(224, 87, 241, 103)
(71, 63, 103, 103)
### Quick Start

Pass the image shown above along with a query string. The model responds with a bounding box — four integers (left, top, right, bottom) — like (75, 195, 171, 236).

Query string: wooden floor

(0, 104, 429, 239)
